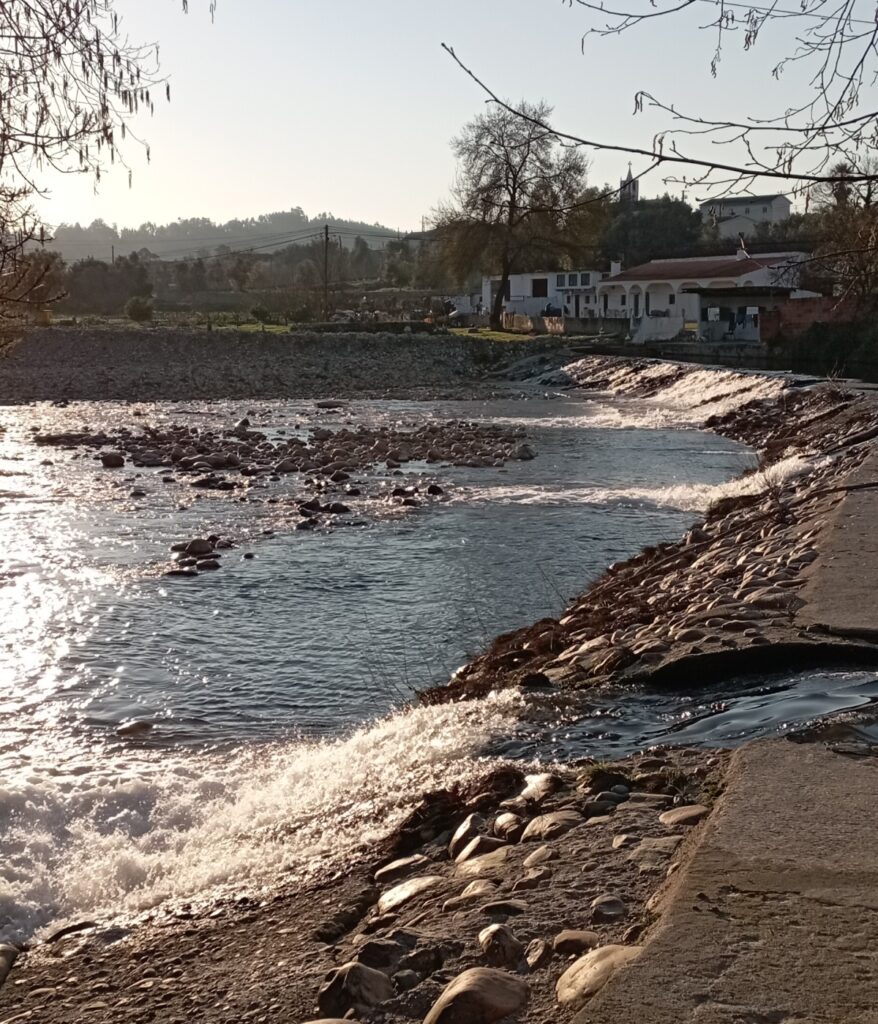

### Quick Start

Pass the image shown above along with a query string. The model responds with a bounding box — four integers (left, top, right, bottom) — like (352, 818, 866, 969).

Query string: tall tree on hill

(436, 101, 588, 329)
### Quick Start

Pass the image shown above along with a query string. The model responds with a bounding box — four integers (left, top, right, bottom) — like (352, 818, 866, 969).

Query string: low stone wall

(0, 327, 569, 401)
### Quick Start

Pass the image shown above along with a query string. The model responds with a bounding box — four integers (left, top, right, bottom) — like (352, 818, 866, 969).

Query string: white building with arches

(595, 250, 815, 343)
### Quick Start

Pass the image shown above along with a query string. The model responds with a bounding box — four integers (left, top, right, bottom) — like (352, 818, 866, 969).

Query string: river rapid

(1, 375, 873, 944)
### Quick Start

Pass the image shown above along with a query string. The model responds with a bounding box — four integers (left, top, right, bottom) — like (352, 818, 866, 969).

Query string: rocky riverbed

(1, 746, 726, 1024)
(27, 411, 536, 577)
(3, 350, 878, 1023)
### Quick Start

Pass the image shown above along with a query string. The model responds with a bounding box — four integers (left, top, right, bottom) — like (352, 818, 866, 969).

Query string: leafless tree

(443, 0, 878, 201)
(0, 1, 213, 319)
(435, 101, 588, 329)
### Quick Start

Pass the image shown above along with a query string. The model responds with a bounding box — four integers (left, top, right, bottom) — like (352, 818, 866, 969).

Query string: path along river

(1, 384, 875, 943)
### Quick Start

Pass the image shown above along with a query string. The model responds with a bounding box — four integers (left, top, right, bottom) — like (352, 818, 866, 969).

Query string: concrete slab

(798, 452, 878, 641)
(577, 740, 878, 1024)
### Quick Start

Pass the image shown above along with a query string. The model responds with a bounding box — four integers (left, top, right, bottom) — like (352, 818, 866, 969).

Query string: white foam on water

(462, 454, 822, 514)
(0, 691, 524, 944)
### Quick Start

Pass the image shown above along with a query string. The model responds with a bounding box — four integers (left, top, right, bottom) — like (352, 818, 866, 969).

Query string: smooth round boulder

(100, 451, 124, 468)
(520, 810, 583, 842)
(659, 804, 709, 827)
(556, 945, 642, 1010)
(423, 967, 529, 1024)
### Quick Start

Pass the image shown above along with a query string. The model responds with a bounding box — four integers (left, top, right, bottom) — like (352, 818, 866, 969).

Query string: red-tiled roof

(605, 255, 789, 283)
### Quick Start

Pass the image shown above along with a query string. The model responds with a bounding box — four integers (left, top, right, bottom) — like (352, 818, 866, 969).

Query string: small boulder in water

(100, 452, 125, 468)
(117, 721, 153, 738)
(186, 538, 214, 556)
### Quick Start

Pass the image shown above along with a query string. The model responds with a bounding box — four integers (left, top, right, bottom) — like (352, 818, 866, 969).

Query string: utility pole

(111, 244, 115, 265)
(323, 223, 330, 321)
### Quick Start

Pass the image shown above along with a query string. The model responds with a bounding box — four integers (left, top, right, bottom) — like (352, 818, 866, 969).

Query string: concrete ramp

(578, 740, 878, 1023)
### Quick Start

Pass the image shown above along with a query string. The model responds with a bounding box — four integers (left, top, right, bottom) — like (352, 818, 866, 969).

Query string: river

(0, 384, 873, 943)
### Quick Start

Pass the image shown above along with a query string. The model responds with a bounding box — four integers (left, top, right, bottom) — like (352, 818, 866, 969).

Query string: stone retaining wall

(0, 327, 568, 401)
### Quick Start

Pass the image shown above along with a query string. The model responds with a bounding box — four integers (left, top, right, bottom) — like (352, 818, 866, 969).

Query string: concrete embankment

(580, 739, 878, 1024)
(0, 327, 567, 401)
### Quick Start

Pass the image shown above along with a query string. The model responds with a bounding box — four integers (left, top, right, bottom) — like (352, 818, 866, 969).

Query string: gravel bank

(0, 328, 567, 402)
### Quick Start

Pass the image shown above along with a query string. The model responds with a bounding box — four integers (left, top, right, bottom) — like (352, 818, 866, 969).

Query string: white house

(699, 194, 792, 239)
(595, 250, 817, 343)
(482, 268, 608, 319)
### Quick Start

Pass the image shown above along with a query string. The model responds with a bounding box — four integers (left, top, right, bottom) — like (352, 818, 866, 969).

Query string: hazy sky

(34, 0, 818, 231)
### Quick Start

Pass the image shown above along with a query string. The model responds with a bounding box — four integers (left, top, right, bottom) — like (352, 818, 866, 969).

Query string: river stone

(455, 846, 512, 877)
(449, 813, 486, 859)
(521, 809, 583, 842)
(523, 844, 559, 869)
(185, 538, 214, 556)
(374, 854, 430, 885)
(518, 772, 564, 803)
(100, 451, 124, 468)
(659, 804, 709, 827)
(355, 938, 405, 970)
(590, 894, 627, 923)
(456, 835, 507, 863)
(511, 867, 552, 892)
(526, 937, 553, 970)
(628, 835, 683, 872)
(443, 878, 497, 912)
(0, 945, 18, 988)
(478, 924, 525, 968)
(423, 967, 529, 1024)
(317, 962, 394, 1018)
(493, 812, 525, 842)
(377, 875, 442, 914)
(555, 945, 642, 1010)
(480, 899, 527, 919)
(554, 930, 600, 956)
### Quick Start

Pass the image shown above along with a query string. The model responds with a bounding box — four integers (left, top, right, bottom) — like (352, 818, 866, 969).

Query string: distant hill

(45, 208, 405, 263)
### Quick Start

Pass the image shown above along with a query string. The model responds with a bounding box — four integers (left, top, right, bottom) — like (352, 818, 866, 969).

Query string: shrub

(250, 304, 270, 324)
(125, 296, 154, 322)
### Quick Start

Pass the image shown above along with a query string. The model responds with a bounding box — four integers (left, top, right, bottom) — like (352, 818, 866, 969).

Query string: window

(568, 274, 578, 287)
(668, 293, 676, 305)
(744, 207, 750, 214)
(556, 274, 565, 287)
(620, 294, 626, 306)
(762, 206, 768, 213)
(532, 278, 549, 298)
(581, 273, 591, 286)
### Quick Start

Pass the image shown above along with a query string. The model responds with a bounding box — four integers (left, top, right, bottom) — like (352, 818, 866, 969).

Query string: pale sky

(34, 0, 825, 232)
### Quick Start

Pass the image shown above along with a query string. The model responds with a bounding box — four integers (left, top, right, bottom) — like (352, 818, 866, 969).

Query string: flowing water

(0, 375, 866, 943)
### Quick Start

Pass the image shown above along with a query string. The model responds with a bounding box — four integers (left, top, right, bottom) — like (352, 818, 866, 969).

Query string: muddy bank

(427, 359, 878, 704)
(0, 747, 725, 1024)
(0, 328, 567, 402)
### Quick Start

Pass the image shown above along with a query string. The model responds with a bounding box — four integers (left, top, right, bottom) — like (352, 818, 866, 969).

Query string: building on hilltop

(620, 164, 639, 203)
(596, 247, 821, 343)
(700, 194, 792, 239)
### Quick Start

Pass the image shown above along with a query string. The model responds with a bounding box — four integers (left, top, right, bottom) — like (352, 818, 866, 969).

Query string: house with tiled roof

(699, 194, 792, 239)
(596, 248, 820, 344)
